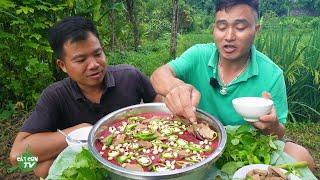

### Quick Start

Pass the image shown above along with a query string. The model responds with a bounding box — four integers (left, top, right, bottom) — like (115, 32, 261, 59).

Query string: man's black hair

(215, 0, 259, 15)
(48, 16, 101, 59)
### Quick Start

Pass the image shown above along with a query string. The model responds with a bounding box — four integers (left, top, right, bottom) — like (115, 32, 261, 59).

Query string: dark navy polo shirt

(21, 64, 156, 133)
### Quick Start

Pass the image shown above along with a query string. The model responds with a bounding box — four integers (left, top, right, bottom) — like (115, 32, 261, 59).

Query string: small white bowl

(66, 126, 92, 151)
(233, 164, 300, 180)
(232, 97, 273, 122)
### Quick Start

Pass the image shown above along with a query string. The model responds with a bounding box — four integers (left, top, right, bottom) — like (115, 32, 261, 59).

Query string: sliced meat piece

(170, 116, 190, 125)
(135, 124, 148, 131)
(246, 170, 254, 177)
(265, 177, 285, 180)
(137, 140, 153, 148)
(187, 125, 194, 134)
(155, 131, 167, 140)
(253, 169, 268, 176)
(125, 163, 144, 171)
(142, 118, 152, 124)
(177, 149, 191, 158)
(112, 134, 126, 146)
(196, 123, 216, 140)
(252, 174, 261, 180)
(268, 166, 287, 179)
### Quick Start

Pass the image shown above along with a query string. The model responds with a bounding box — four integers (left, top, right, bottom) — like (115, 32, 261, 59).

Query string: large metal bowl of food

(88, 103, 226, 180)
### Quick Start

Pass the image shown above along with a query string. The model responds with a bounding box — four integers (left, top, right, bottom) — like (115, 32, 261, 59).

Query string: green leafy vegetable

(102, 134, 113, 146)
(221, 161, 244, 175)
(276, 161, 308, 177)
(133, 130, 157, 141)
(125, 124, 137, 132)
(59, 148, 108, 180)
(128, 116, 145, 123)
(216, 125, 278, 175)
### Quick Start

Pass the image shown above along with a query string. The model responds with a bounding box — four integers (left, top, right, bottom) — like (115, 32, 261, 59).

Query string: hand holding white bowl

(232, 97, 273, 122)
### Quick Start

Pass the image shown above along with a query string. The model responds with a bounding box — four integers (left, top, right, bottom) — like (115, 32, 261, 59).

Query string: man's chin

(220, 54, 239, 61)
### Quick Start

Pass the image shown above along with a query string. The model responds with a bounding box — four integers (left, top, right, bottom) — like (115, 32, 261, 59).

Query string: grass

(285, 122, 320, 177)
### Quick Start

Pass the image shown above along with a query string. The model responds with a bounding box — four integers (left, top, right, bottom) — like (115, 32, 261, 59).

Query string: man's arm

(150, 65, 200, 122)
(150, 64, 184, 96)
(152, 94, 163, 102)
(9, 123, 91, 165)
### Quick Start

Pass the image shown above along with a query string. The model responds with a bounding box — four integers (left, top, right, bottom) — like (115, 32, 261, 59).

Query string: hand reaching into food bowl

(162, 82, 201, 124)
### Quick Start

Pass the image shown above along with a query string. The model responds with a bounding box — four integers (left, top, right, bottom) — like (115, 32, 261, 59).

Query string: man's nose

(225, 28, 236, 41)
(88, 57, 99, 69)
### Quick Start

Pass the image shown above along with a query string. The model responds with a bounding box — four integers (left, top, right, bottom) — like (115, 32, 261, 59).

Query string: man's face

(57, 32, 106, 89)
(213, 4, 260, 61)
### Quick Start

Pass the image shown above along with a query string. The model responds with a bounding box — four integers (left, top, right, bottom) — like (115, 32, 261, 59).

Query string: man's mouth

(88, 71, 102, 78)
(223, 44, 236, 53)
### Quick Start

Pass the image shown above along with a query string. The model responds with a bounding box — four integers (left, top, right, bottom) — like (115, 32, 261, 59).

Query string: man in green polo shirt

(151, 0, 315, 171)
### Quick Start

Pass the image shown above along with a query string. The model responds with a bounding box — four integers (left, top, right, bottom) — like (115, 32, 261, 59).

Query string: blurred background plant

(0, 0, 319, 123)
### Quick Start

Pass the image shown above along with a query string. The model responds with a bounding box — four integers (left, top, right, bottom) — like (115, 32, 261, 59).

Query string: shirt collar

(238, 45, 259, 82)
(207, 44, 259, 81)
(208, 44, 219, 79)
(70, 69, 116, 101)
(103, 70, 116, 93)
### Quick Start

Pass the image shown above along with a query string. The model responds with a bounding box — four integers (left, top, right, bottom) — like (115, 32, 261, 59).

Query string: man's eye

(217, 24, 227, 31)
(236, 25, 247, 31)
(75, 59, 85, 63)
(95, 52, 102, 57)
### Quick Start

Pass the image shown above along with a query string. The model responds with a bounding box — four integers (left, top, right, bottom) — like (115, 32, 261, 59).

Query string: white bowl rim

(233, 164, 300, 180)
(232, 97, 273, 107)
(66, 126, 92, 145)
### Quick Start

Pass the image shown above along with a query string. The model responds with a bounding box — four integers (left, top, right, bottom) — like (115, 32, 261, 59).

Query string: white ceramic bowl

(232, 97, 273, 122)
(233, 164, 300, 180)
(66, 126, 92, 151)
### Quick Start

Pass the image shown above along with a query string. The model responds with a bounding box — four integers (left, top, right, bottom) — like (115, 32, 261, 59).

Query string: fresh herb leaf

(221, 161, 244, 175)
(59, 148, 108, 180)
(216, 125, 278, 175)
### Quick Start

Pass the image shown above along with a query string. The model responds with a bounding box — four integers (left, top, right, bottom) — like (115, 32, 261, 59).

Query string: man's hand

(164, 84, 200, 123)
(250, 92, 285, 138)
(10, 122, 92, 165)
(151, 65, 201, 122)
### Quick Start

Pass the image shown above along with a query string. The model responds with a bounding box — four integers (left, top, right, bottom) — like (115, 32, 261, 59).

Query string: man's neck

(219, 53, 250, 72)
(78, 83, 103, 104)
(218, 53, 250, 84)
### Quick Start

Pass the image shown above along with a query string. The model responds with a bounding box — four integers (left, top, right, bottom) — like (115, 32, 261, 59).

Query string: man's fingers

(259, 107, 276, 123)
(191, 89, 201, 107)
(163, 84, 200, 123)
(251, 121, 268, 130)
(164, 93, 178, 115)
(262, 91, 272, 99)
(179, 89, 197, 122)
(164, 85, 197, 121)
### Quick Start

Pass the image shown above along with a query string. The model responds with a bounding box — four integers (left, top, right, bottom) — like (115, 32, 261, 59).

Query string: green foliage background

(0, 0, 319, 122)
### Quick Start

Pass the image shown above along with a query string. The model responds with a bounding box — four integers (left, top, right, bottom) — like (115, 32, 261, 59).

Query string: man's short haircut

(215, 0, 259, 19)
(48, 16, 101, 59)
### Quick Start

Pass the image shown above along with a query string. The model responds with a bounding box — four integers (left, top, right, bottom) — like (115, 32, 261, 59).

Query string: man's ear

(255, 24, 261, 33)
(56, 59, 67, 73)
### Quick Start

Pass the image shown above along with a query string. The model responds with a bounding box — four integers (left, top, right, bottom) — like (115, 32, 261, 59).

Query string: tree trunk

(109, 0, 116, 51)
(125, 0, 140, 51)
(170, 0, 179, 58)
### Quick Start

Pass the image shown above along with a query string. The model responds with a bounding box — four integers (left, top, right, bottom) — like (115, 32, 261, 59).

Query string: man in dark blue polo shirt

(9, 16, 159, 178)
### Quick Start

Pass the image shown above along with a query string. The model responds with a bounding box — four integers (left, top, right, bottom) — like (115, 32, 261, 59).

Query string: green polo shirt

(168, 43, 288, 125)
